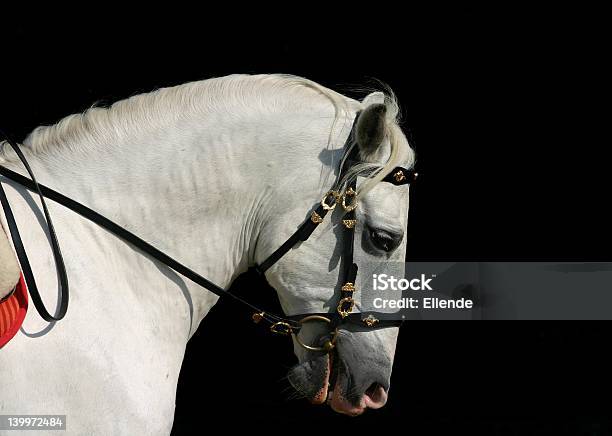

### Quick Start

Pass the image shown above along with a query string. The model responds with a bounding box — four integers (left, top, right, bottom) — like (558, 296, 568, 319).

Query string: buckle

(270, 321, 293, 336)
(341, 187, 357, 212)
(337, 297, 355, 318)
(321, 190, 340, 211)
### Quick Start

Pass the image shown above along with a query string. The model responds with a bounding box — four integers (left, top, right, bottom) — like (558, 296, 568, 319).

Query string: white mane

(0, 74, 414, 197)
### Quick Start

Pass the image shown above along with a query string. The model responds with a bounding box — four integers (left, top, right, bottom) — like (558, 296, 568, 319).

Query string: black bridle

(0, 116, 416, 352)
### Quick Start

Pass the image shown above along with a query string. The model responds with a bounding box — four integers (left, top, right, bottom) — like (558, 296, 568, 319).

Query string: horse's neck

(0, 224, 19, 298)
(5, 108, 336, 327)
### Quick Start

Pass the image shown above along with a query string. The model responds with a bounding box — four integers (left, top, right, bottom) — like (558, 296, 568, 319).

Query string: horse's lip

(327, 357, 366, 416)
(309, 353, 331, 405)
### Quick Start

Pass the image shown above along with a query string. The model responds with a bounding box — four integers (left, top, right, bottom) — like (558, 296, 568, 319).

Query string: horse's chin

(287, 352, 388, 416)
(287, 353, 331, 405)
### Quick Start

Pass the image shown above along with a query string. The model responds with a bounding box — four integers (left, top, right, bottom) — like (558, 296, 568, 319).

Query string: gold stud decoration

(394, 170, 406, 183)
(341, 282, 356, 292)
(311, 211, 323, 224)
(342, 219, 356, 229)
(363, 314, 380, 327)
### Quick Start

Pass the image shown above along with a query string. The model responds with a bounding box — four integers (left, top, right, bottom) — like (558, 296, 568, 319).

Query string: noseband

(0, 114, 417, 353)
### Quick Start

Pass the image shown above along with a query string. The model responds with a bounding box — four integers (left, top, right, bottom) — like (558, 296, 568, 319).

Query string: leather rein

(0, 116, 416, 353)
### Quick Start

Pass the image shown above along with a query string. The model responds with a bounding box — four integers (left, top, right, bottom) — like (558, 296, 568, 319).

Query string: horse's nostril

(364, 382, 388, 409)
(366, 382, 382, 397)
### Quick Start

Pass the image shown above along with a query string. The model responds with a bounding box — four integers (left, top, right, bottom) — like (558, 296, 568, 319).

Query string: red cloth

(0, 274, 27, 349)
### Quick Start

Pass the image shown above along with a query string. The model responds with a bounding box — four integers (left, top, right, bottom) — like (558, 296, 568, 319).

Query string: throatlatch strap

(255, 201, 334, 274)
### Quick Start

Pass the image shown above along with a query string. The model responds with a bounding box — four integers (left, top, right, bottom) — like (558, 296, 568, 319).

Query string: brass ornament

(341, 282, 356, 293)
(321, 190, 340, 211)
(394, 170, 406, 183)
(311, 211, 323, 224)
(341, 187, 357, 212)
(342, 219, 356, 229)
(252, 312, 265, 323)
(363, 314, 380, 327)
(337, 297, 355, 318)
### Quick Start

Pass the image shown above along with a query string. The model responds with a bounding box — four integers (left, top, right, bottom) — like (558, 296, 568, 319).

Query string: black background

(2, 7, 609, 435)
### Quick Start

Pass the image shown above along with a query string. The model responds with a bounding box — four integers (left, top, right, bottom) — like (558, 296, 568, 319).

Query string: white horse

(0, 74, 414, 434)
(0, 227, 19, 298)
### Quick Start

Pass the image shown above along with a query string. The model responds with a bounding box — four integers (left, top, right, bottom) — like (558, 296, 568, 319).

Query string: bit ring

(294, 315, 338, 352)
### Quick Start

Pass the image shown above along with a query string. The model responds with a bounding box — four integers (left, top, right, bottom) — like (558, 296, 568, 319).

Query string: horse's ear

(362, 91, 385, 106)
(356, 94, 387, 158)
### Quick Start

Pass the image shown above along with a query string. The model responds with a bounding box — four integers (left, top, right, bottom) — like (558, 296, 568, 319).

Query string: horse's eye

(366, 225, 403, 253)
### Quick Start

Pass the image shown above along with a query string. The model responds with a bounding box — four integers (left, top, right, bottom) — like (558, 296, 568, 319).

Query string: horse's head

(259, 91, 414, 416)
